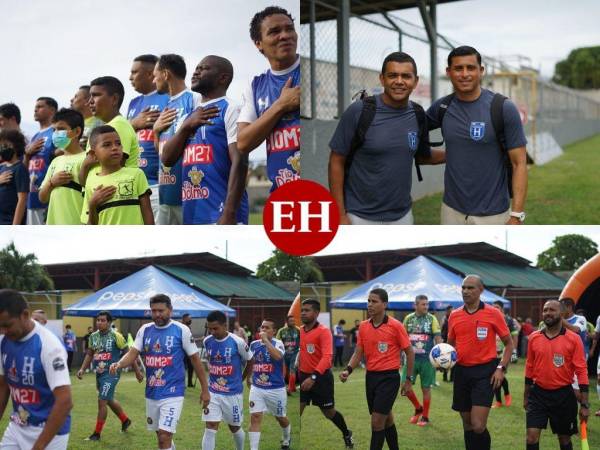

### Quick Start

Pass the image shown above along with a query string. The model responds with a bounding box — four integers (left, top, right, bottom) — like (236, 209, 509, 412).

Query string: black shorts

(526, 384, 578, 436)
(299, 370, 335, 409)
(452, 359, 498, 412)
(366, 370, 400, 415)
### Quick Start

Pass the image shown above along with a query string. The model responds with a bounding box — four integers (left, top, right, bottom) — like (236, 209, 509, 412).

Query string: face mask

(52, 129, 72, 149)
(0, 146, 14, 162)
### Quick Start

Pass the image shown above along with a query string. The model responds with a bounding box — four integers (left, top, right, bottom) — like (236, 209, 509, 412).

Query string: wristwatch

(310, 373, 318, 381)
(509, 211, 526, 222)
(496, 364, 507, 373)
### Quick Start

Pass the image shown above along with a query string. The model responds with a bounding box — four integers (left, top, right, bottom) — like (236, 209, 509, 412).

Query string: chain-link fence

(301, 7, 600, 192)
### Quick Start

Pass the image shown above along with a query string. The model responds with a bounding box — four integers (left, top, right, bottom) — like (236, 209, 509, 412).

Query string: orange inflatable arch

(560, 253, 600, 304)
(287, 292, 301, 322)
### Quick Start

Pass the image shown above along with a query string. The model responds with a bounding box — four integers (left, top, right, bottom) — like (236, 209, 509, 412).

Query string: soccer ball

(429, 343, 457, 370)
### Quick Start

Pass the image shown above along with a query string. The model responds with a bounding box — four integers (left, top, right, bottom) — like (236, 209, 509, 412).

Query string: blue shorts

(97, 373, 120, 401)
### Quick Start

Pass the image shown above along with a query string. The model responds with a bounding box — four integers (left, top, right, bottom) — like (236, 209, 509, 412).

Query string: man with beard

(448, 275, 513, 450)
(127, 55, 170, 220)
(0, 290, 72, 450)
(110, 295, 210, 450)
(299, 298, 354, 448)
(161, 55, 248, 224)
(524, 300, 589, 450)
(237, 6, 300, 192)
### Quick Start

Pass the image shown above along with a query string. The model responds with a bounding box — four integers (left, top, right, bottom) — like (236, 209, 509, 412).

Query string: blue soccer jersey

(0, 321, 71, 434)
(203, 333, 251, 396)
(27, 127, 56, 209)
(158, 90, 200, 206)
(238, 56, 300, 192)
(182, 97, 249, 224)
(127, 91, 170, 185)
(249, 338, 285, 390)
(133, 320, 198, 400)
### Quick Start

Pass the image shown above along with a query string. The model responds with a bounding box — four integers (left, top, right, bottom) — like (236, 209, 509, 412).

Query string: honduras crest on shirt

(408, 131, 418, 151)
(249, 338, 285, 390)
(470, 122, 486, 141)
(203, 333, 250, 395)
(251, 57, 300, 191)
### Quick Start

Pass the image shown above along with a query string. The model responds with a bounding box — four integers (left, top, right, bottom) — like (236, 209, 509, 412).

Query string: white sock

(249, 431, 260, 450)
(597, 382, 600, 400)
(202, 429, 217, 450)
(233, 429, 245, 450)
(282, 424, 291, 444)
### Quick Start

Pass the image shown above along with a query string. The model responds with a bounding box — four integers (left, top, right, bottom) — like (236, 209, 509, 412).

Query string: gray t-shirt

(427, 89, 527, 216)
(329, 95, 430, 221)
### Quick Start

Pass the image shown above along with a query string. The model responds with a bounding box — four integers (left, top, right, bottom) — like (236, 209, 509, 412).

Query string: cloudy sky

(1, 226, 598, 272)
(0, 0, 299, 163)
(303, 0, 599, 80)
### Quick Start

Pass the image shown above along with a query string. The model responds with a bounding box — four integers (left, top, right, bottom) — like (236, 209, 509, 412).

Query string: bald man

(161, 55, 249, 225)
(447, 275, 514, 450)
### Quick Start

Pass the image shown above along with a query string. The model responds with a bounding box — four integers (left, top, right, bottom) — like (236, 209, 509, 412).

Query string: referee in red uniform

(340, 288, 414, 450)
(299, 298, 354, 448)
(448, 275, 513, 450)
(524, 299, 589, 450)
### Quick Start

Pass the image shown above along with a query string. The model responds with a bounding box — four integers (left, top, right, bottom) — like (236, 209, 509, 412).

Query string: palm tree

(0, 242, 54, 291)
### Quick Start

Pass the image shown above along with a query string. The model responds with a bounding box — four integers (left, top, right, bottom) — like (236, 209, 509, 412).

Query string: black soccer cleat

(121, 418, 132, 432)
(85, 432, 100, 441)
(343, 429, 354, 448)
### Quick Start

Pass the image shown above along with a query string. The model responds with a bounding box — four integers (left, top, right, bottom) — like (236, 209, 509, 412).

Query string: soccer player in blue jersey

(152, 54, 200, 225)
(202, 310, 252, 450)
(161, 55, 249, 224)
(243, 319, 291, 450)
(0, 290, 72, 450)
(238, 6, 300, 191)
(109, 294, 210, 450)
(128, 54, 170, 221)
(25, 97, 58, 224)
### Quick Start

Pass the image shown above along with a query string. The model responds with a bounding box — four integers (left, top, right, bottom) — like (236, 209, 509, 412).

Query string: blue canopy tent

(63, 265, 235, 318)
(330, 256, 510, 311)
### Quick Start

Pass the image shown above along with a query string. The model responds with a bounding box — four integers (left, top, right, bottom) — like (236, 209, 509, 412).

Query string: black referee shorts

(452, 359, 498, 412)
(299, 370, 335, 409)
(366, 370, 400, 415)
(526, 384, 578, 436)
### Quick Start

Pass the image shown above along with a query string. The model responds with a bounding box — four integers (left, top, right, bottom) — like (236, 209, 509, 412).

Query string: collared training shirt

(357, 315, 410, 372)
(203, 332, 251, 395)
(448, 302, 510, 366)
(525, 327, 588, 390)
(299, 322, 332, 375)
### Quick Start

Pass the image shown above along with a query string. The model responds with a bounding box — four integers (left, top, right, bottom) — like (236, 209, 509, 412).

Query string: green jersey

(81, 166, 150, 224)
(88, 330, 127, 375)
(276, 326, 300, 354)
(41, 152, 86, 225)
(403, 312, 441, 359)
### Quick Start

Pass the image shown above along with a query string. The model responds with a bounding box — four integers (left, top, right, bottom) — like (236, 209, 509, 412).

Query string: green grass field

(250, 213, 263, 225)
(300, 363, 600, 450)
(412, 133, 600, 224)
(0, 372, 299, 450)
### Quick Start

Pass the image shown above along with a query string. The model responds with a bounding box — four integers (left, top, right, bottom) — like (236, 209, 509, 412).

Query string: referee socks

(329, 411, 349, 435)
(526, 443, 539, 450)
(370, 429, 386, 450)
(384, 424, 399, 450)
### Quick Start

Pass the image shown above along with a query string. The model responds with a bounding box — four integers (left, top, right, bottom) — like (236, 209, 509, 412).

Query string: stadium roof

(300, 0, 462, 23)
(429, 256, 566, 290)
(45, 252, 253, 291)
(312, 242, 533, 282)
(157, 265, 295, 301)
